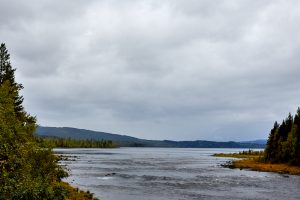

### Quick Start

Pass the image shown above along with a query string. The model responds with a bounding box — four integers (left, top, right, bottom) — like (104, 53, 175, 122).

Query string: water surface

(55, 148, 300, 200)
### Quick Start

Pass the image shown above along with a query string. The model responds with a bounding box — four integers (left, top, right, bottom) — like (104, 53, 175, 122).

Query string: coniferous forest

(264, 108, 300, 165)
(0, 43, 97, 199)
(36, 137, 117, 148)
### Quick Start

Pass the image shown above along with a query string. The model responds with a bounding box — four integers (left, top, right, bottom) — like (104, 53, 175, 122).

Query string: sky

(1, 0, 300, 141)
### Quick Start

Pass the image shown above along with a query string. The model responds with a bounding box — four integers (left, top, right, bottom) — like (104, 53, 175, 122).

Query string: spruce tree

(264, 108, 300, 165)
(0, 44, 24, 117)
(294, 108, 300, 164)
(0, 43, 68, 199)
(264, 121, 278, 161)
(285, 113, 293, 138)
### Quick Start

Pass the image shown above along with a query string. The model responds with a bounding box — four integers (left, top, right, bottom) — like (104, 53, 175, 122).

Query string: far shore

(214, 152, 300, 175)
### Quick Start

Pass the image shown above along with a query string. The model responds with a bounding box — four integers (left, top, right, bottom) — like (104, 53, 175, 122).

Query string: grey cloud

(1, 0, 300, 141)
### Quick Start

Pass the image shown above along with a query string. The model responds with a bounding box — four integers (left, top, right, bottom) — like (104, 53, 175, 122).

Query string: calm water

(55, 148, 300, 200)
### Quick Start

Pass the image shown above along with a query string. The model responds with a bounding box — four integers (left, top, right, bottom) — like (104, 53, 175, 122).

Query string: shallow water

(55, 148, 300, 200)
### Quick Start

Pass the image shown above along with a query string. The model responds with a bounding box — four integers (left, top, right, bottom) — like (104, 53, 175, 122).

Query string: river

(55, 148, 300, 200)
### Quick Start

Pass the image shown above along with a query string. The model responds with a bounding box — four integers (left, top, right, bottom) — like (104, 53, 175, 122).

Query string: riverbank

(214, 152, 300, 175)
(63, 182, 99, 200)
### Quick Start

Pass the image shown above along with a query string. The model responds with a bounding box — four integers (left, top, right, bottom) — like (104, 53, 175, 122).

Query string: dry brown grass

(214, 152, 300, 175)
(213, 153, 262, 159)
(232, 159, 300, 175)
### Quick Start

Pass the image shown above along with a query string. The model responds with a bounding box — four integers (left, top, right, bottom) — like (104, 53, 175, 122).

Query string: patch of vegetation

(62, 182, 99, 200)
(215, 151, 300, 175)
(36, 137, 118, 148)
(0, 43, 99, 199)
(229, 159, 300, 175)
(264, 109, 300, 165)
(215, 108, 300, 175)
(213, 149, 264, 159)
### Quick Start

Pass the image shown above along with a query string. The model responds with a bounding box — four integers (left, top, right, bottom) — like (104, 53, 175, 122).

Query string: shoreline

(214, 153, 300, 175)
(63, 182, 99, 200)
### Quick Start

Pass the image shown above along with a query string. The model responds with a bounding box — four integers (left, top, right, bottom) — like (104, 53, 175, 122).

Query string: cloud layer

(1, 0, 300, 140)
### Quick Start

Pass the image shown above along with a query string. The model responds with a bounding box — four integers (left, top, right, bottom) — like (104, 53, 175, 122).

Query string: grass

(213, 150, 300, 175)
(230, 159, 300, 175)
(62, 182, 99, 200)
(213, 150, 264, 159)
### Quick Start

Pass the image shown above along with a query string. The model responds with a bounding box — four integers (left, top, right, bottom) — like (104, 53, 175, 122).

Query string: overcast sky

(1, 0, 300, 141)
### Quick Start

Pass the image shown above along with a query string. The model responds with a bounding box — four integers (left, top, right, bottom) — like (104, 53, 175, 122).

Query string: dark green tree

(264, 108, 300, 165)
(284, 113, 293, 138)
(0, 43, 68, 199)
(0, 44, 24, 117)
(264, 121, 278, 161)
(293, 108, 300, 164)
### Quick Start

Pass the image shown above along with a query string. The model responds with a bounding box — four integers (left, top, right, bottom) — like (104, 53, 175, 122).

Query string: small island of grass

(214, 150, 300, 175)
(214, 108, 300, 175)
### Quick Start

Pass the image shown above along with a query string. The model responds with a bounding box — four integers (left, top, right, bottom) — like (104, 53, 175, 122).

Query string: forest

(0, 43, 97, 199)
(264, 108, 300, 165)
(36, 137, 117, 148)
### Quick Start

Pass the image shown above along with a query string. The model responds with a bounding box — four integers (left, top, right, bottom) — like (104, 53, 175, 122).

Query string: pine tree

(264, 108, 300, 165)
(294, 108, 300, 125)
(0, 44, 24, 117)
(264, 121, 278, 161)
(0, 43, 68, 199)
(285, 113, 293, 138)
(293, 108, 300, 164)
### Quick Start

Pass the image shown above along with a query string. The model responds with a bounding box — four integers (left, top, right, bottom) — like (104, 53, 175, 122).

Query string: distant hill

(35, 126, 265, 148)
(37, 126, 141, 142)
(240, 139, 267, 145)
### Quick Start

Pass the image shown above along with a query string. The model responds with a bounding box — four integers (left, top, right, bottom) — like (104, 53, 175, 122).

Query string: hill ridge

(36, 126, 265, 148)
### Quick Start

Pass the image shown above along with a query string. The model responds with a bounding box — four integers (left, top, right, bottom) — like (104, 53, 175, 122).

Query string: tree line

(264, 108, 300, 165)
(37, 137, 117, 148)
(0, 43, 97, 199)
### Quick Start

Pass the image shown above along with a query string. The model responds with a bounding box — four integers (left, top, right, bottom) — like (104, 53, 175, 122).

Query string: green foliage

(264, 108, 300, 165)
(0, 43, 81, 199)
(214, 150, 264, 159)
(0, 43, 25, 118)
(238, 149, 264, 156)
(36, 137, 117, 148)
